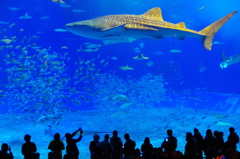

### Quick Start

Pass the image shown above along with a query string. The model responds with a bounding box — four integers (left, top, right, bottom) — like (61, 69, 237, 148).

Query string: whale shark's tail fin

(199, 11, 237, 51)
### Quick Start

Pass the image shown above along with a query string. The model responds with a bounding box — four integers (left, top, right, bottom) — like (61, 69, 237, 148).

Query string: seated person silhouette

(22, 134, 37, 159)
(0, 143, 14, 159)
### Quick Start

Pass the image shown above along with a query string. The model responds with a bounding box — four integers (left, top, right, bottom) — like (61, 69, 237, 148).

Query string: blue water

(1, 0, 240, 158)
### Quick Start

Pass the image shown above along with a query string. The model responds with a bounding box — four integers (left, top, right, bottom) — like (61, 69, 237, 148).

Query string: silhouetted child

(0, 143, 14, 159)
(134, 148, 142, 159)
(64, 145, 75, 159)
(22, 134, 37, 159)
(48, 152, 53, 159)
(48, 133, 65, 159)
(34, 152, 40, 159)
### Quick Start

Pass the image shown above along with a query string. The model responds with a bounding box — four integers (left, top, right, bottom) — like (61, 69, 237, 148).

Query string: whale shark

(220, 51, 240, 68)
(65, 7, 237, 50)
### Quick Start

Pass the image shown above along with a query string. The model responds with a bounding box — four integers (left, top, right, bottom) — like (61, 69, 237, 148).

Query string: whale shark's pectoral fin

(175, 35, 186, 40)
(99, 24, 124, 32)
(124, 23, 158, 31)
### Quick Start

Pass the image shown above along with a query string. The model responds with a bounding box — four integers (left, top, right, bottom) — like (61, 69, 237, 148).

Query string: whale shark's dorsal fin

(142, 7, 164, 21)
(176, 22, 187, 29)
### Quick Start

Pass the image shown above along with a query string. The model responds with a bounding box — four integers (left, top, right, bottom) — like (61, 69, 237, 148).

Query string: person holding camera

(0, 143, 14, 159)
(65, 127, 83, 159)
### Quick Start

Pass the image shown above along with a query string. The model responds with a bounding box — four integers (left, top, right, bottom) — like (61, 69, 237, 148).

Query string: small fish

(140, 42, 144, 48)
(40, 16, 50, 20)
(19, 13, 32, 19)
(0, 39, 12, 44)
(81, 47, 99, 52)
(103, 38, 137, 45)
(133, 54, 149, 60)
(120, 65, 134, 71)
(86, 44, 102, 48)
(214, 114, 228, 119)
(104, 62, 109, 67)
(213, 41, 224, 45)
(146, 61, 154, 67)
(8, 6, 21, 11)
(111, 57, 117, 60)
(197, 6, 205, 12)
(119, 103, 132, 109)
(152, 51, 163, 55)
(72, 9, 85, 13)
(54, 29, 67, 32)
(133, 47, 140, 53)
(170, 49, 182, 53)
(60, 3, 71, 7)
(61, 46, 68, 49)
(51, 0, 66, 3)
(9, 23, 15, 28)
(215, 121, 233, 126)
(199, 66, 207, 72)
(0, 21, 9, 24)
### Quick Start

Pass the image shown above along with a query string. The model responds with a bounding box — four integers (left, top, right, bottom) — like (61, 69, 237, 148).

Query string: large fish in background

(65, 7, 237, 50)
(220, 51, 240, 68)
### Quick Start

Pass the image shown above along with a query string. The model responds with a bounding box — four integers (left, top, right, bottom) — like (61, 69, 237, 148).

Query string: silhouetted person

(193, 128, 203, 159)
(48, 133, 65, 159)
(227, 127, 239, 150)
(0, 143, 13, 159)
(64, 145, 75, 159)
(122, 133, 136, 159)
(100, 134, 113, 159)
(65, 127, 83, 159)
(89, 134, 103, 159)
(110, 130, 123, 159)
(141, 137, 153, 159)
(22, 134, 37, 159)
(34, 153, 40, 159)
(213, 131, 224, 157)
(184, 132, 197, 159)
(203, 129, 215, 158)
(48, 152, 53, 159)
(134, 148, 142, 159)
(161, 129, 177, 154)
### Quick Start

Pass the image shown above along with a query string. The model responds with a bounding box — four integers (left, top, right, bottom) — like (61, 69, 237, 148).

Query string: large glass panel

(1, 0, 240, 158)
